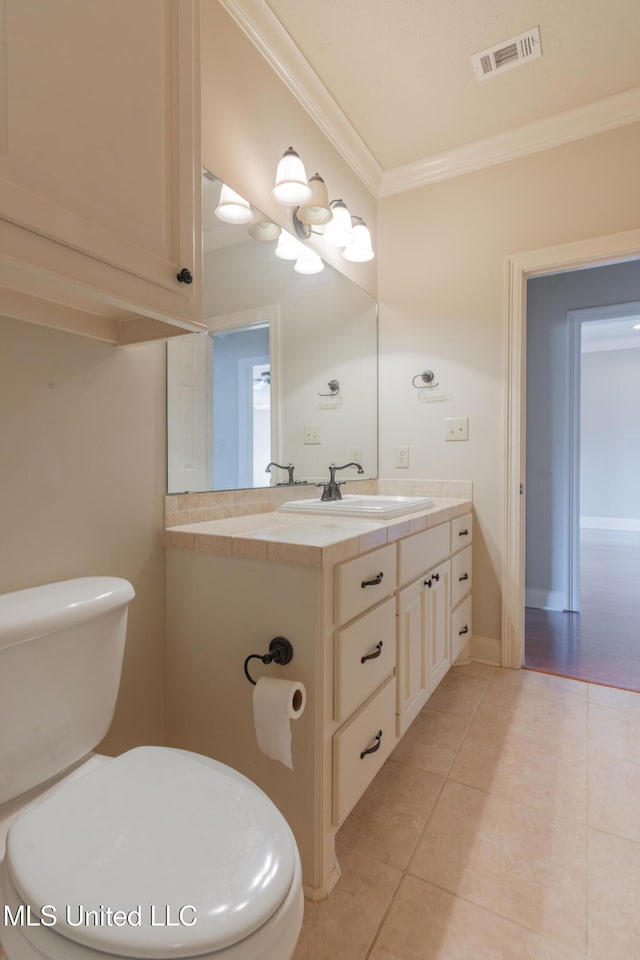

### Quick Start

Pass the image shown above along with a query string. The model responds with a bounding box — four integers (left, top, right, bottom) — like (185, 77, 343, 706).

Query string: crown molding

(219, 4, 640, 200)
(379, 87, 640, 197)
(219, 0, 383, 196)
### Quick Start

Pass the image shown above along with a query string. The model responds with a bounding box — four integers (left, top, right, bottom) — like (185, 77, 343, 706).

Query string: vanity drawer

(451, 595, 472, 662)
(335, 543, 396, 626)
(450, 545, 472, 609)
(332, 675, 396, 827)
(451, 513, 472, 553)
(398, 522, 450, 587)
(334, 597, 396, 723)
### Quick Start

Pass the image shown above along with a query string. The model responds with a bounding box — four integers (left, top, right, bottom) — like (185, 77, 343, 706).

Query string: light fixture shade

(248, 219, 281, 242)
(273, 147, 312, 206)
(323, 199, 353, 248)
(634, 323, 640, 330)
(343, 218, 375, 262)
(297, 173, 332, 225)
(294, 249, 324, 275)
(215, 184, 252, 224)
(275, 229, 306, 261)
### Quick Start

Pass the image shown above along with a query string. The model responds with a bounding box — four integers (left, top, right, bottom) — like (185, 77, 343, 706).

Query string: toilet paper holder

(244, 637, 294, 685)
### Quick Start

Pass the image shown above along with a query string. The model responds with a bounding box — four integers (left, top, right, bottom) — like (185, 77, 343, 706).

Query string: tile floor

(292, 663, 640, 960)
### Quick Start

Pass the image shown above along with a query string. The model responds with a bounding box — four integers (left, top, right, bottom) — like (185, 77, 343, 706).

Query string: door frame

(501, 228, 640, 669)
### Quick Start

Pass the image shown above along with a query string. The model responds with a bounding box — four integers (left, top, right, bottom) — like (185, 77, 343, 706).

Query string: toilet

(0, 578, 303, 960)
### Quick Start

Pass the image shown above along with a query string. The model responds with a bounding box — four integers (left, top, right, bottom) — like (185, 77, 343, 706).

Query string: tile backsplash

(165, 478, 472, 527)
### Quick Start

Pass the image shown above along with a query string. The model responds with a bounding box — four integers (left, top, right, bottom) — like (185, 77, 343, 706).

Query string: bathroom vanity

(165, 496, 472, 899)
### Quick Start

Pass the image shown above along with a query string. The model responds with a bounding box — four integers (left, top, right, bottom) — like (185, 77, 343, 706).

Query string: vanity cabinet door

(0, 0, 202, 340)
(396, 577, 429, 737)
(426, 559, 451, 693)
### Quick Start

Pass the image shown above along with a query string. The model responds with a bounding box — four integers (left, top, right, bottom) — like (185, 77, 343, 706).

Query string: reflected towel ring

(318, 379, 340, 396)
(412, 370, 439, 389)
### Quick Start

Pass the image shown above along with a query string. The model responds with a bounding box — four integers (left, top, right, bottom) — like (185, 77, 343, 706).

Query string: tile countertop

(164, 498, 472, 568)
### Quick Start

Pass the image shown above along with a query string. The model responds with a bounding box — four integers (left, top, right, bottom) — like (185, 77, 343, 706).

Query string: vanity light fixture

(275, 229, 306, 261)
(633, 323, 640, 330)
(296, 174, 332, 227)
(214, 183, 253, 224)
(343, 217, 375, 262)
(294, 248, 324, 275)
(323, 200, 353, 248)
(248, 219, 281, 242)
(272, 149, 375, 265)
(272, 147, 312, 206)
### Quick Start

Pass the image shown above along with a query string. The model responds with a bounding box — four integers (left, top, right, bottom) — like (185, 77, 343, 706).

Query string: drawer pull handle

(361, 641, 383, 664)
(458, 573, 469, 582)
(458, 625, 469, 636)
(360, 730, 383, 759)
(361, 572, 384, 588)
(458, 528, 469, 537)
(432, 572, 440, 582)
(424, 578, 432, 588)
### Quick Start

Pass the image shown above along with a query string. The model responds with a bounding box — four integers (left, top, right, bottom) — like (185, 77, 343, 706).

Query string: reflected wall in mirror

(167, 172, 378, 493)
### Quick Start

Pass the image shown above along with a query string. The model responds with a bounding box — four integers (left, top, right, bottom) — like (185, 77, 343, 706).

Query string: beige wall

(200, 0, 377, 298)
(0, 317, 166, 753)
(378, 122, 640, 646)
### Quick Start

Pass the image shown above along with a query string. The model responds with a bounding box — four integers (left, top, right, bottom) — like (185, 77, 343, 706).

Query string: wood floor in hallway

(525, 528, 640, 690)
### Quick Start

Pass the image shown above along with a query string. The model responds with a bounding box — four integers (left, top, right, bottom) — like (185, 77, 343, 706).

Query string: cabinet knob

(432, 572, 440, 582)
(361, 641, 383, 664)
(360, 730, 383, 759)
(424, 578, 432, 588)
(176, 267, 193, 284)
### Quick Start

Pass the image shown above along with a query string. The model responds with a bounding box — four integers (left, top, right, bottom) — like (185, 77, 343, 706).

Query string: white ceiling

(582, 316, 640, 351)
(223, 0, 640, 195)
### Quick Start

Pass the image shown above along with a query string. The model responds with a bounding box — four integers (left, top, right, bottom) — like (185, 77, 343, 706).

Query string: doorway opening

(524, 288, 640, 689)
(501, 227, 640, 674)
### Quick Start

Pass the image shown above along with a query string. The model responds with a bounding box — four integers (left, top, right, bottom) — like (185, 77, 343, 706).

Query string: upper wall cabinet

(0, 0, 205, 345)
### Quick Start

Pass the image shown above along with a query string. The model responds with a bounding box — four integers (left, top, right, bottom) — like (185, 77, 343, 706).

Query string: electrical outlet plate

(304, 424, 320, 444)
(445, 418, 469, 441)
(350, 447, 363, 464)
(395, 445, 410, 468)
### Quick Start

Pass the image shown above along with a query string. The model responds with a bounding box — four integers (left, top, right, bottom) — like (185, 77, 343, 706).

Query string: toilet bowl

(0, 579, 303, 960)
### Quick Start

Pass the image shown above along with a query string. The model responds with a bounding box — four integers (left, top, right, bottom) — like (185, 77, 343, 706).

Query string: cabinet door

(0, 0, 201, 329)
(426, 559, 451, 693)
(396, 578, 428, 736)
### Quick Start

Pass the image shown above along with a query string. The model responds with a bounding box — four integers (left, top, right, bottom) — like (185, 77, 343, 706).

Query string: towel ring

(412, 370, 439, 389)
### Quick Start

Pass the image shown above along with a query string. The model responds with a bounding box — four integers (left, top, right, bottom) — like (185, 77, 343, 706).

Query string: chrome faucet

(265, 462, 296, 485)
(317, 462, 364, 501)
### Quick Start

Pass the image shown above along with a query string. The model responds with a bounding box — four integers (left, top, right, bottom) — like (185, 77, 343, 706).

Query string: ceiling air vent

(471, 26, 542, 82)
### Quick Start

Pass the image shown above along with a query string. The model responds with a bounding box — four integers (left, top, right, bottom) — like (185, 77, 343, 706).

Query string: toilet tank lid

(0, 577, 135, 650)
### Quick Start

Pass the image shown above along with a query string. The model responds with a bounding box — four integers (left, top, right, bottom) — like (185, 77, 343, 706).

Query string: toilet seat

(3, 747, 301, 959)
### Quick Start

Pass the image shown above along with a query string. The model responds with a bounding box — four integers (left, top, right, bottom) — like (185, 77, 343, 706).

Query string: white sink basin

(279, 494, 435, 519)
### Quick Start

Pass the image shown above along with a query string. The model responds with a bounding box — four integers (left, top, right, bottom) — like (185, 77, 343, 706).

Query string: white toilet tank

(0, 577, 135, 806)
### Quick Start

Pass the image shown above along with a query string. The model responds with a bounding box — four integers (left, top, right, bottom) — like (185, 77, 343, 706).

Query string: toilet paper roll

(253, 677, 306, 769)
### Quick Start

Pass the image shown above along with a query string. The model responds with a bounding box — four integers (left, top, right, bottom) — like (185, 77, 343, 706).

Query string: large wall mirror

(167, 171, 378, 493)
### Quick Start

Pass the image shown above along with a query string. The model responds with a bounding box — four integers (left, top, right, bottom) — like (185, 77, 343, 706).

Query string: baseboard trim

(470, 634, 501, 666)
(580, 516, 640, 531)
(525, 589, 565, 610)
